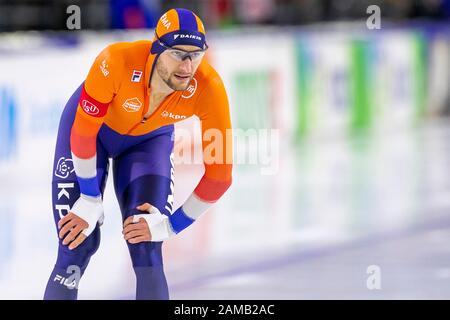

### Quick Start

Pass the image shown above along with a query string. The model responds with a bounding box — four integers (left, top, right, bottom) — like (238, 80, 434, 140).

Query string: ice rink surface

(1, 114, 449, 299)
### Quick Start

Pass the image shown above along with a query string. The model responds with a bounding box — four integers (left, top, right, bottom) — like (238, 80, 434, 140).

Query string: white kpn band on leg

(133, 205, 176, 242)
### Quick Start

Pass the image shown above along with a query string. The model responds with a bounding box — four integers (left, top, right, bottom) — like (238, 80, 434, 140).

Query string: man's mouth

(174, 73, 191, 81)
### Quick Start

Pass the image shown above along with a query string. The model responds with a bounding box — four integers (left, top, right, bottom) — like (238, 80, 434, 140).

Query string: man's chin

(173, 84, 189, 91)
(169, 76, 192, 91)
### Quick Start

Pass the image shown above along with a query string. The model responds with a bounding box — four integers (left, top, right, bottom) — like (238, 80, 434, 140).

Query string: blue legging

(44, 84, 174, 300)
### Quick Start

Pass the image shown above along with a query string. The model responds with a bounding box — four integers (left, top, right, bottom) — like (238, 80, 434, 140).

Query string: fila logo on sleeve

(131, 70, 143, 83)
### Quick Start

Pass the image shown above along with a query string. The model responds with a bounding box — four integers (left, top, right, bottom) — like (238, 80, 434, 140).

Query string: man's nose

(178, 58, 192, 73)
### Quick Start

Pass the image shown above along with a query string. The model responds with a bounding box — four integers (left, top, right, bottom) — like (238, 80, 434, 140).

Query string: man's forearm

(169, 193, 213, 233)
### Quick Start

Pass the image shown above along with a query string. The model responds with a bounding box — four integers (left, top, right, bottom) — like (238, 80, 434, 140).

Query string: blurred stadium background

(0, 0, 449, 299)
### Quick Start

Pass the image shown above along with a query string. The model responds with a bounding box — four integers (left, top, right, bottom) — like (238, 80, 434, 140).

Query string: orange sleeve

(194, 75, 233, 202)
(70, 45, 124, 197)
(84, 44, 124, 103)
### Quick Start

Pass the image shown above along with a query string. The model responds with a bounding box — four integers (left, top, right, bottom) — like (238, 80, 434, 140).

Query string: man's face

(155, 45, 204, 91)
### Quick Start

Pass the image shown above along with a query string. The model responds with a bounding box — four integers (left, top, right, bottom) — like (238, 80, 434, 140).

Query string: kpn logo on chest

(161, 110, 186, 120)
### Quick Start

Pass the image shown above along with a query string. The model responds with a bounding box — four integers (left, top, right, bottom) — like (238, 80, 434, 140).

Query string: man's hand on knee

(124, 203, 175, 243)
(58, 195, 104, 250)
(123, 203, 153, 244)
(58, 212, 88, 250)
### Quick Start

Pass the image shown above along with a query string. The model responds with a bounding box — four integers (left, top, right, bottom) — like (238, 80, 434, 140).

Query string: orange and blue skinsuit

(45, 8, 232, 300)
(71, 39, 232, 208)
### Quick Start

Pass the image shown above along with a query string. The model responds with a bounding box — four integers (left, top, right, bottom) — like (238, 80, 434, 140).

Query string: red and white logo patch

(131, 70, 143, 83)
(81, 100, 100, 116)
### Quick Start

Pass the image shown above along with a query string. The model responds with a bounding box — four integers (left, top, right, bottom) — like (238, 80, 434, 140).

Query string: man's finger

(137, 217, 148, 225)
(128, 235, 151, 244)
(123, 215, 135, 228)
(122, 222, 145, 235)
(59, 219, 77, 239)
(136, 203, 151, 212)
(124, 229, 147, 241)
(62, 225, 84, 245)
(58, 212, 75, 229)
(68, 233, 87, 250)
